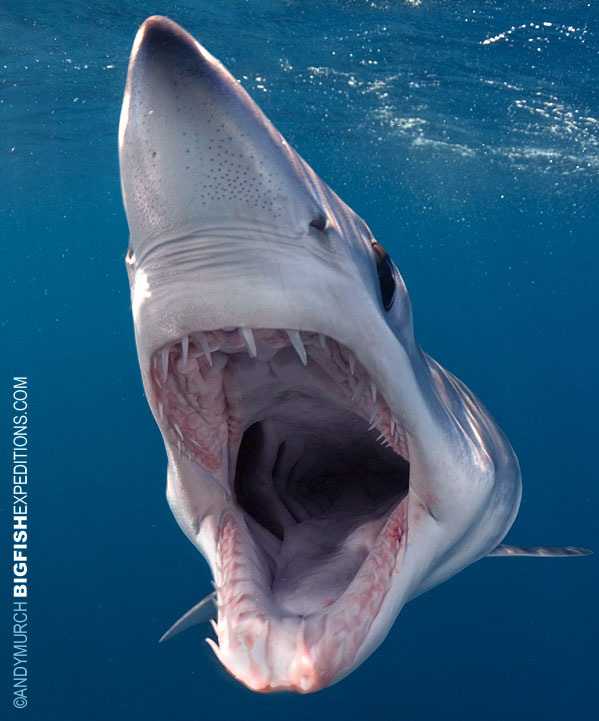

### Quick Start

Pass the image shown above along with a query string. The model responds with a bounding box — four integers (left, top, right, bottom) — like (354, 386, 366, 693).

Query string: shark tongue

(119, 15, 322, 248)
(272, 513, 387, 616)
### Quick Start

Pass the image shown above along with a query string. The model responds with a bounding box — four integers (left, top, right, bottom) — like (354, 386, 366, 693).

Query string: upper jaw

(129, 226, 375, 367)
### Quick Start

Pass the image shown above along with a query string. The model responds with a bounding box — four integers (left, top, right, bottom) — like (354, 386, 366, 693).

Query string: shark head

(119, 17, 522, 693)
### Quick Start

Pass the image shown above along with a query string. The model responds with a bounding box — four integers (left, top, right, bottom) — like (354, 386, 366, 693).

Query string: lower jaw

(210, 498, 407, 693)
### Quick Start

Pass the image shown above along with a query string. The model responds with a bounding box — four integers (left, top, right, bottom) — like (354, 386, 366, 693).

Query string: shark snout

(119, 17, 383, 365)
(119, 16, 323, 253)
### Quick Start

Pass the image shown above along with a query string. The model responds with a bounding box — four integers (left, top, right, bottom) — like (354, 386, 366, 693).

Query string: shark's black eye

(372, 242, 396, 311)
(309, 214, 327, 232)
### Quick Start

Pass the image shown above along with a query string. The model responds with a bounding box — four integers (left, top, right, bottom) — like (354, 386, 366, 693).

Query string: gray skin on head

(119, 16, 590, 694)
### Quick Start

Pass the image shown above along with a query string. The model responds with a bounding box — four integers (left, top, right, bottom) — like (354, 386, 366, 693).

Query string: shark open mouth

(150, 327, 409, 691)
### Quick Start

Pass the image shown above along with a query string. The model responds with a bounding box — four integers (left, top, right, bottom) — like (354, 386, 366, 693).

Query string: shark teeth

(181, 335, 189, 365)
(160, 347, 169, 382)
(214, 504, 407, 692)
(194, 331, 213, 366)
(204, 636, 223, 662)
(150, 327, 409, 481)
(351, 379, 364, 401)
(241, 327, 257, 358)
(348, 354, 356, 376)
(286, 329, 308, 365)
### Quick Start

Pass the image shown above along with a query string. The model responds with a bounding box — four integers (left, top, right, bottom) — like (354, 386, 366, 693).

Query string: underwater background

(2, 1, 597, 719)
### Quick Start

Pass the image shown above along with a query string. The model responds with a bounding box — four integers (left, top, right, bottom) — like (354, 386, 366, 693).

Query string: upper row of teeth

(153, 327, 406, 453)
(158, 328, 312, 382)
(157, 328, 381, 414)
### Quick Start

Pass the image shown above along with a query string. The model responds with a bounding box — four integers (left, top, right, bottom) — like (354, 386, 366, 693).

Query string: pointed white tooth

(331, 637, 347, 668)
(161, 347, 169, 382)
(348, 354, 356, 376)
(205, 637, 223, 661)
(351, 380, 364, 401)
(241, 327, 257, 358)
(390, 417, 395, 436)
(286, 330, 307, 365)
(355, 619, 370, 645)
(173, 421, 183, 439)
(176, 439, 182, 453)
(196, 331, 213, 366)
(251, 618, 270, 668)
(318, 333, 327, 350)
(158, 402, 164, 421)
(209, 619, 218, 635)
(370, 381, 377, 403)
(154, 356, 162, 385)
(369, 405, 380, 425)
(377, 432, 385, 443)
(181, 335, 189, 365)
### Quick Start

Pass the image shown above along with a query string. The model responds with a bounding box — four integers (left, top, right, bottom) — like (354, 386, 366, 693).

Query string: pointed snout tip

(124, 15, 218, 110)
(119, 14, 232, 152)
(131, 16, 196, 63)
(122, 16, 193, 150)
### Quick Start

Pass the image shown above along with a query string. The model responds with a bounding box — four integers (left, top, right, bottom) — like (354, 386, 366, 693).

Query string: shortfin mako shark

(119, 16, 590, 693)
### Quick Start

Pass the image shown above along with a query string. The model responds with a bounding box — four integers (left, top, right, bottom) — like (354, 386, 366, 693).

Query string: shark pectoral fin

(159, 592, 217, 643)
(487, 544, 592, 558)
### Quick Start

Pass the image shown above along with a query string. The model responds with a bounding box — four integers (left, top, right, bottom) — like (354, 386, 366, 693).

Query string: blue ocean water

(2, 1, 597, 719)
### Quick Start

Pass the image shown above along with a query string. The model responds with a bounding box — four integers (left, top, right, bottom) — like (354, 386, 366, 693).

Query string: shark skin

(119, 17, 589, 694)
